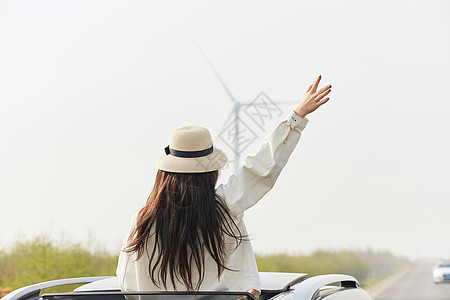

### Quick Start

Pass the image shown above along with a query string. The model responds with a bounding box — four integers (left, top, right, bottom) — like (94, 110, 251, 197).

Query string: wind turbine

(190, 37, 296, 173)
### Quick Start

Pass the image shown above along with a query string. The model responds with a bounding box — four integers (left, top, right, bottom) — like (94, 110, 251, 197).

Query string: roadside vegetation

(0, 236, 409, 298)
(0, 237, 117, 296)
(256, 249, 410, 287)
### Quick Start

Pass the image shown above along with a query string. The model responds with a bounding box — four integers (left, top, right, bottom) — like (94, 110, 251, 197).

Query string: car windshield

(439, 263, 450, 268)
(42, 292, 254, 300)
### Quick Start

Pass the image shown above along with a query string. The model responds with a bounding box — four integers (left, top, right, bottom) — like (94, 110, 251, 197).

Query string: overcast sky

(1, 0, 449, 260)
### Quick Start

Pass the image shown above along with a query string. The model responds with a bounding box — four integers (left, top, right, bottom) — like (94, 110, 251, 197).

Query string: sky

(1, 0, 449, 260)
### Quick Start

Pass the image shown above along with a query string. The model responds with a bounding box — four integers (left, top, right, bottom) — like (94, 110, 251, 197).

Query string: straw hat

(157, 126, 227, 173)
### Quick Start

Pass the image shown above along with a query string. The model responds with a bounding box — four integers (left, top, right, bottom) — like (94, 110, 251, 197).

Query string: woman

(116, 75, 331, 298)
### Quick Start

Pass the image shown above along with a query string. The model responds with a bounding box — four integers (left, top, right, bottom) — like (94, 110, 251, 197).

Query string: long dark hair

(124, 169, 245, 291)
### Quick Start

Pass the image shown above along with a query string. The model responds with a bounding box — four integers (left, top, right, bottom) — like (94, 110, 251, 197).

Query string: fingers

(316, 88, 331, 101)
(318, 97, 330, 106)
(311, 75, 321, 93)
(306, 83, 313, 92)
(317, 84, 332, 94)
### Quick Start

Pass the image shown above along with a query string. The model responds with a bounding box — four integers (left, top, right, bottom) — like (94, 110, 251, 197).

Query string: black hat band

(164, 145, 214, 158)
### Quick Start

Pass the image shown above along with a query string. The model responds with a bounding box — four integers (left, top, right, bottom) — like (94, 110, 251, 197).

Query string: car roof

(74, 272, 308, 293)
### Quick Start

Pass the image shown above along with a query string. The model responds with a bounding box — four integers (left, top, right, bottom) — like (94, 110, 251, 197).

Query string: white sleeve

(116, 214, 138, 292)
(215, 111, 309, 217)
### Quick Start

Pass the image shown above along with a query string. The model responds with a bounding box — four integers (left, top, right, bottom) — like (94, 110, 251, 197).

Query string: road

(375, 259, 450, 300)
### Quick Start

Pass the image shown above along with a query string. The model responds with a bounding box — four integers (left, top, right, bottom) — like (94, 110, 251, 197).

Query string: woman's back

(117, 212, 251, 292)
(118, 170, 247, 291)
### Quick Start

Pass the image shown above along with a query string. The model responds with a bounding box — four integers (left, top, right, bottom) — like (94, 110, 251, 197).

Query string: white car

(432, 260, 450, 283)
(2, 272, 373, 300)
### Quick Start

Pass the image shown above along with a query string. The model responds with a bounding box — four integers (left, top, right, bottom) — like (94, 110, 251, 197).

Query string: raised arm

(215, 75, 331, 217)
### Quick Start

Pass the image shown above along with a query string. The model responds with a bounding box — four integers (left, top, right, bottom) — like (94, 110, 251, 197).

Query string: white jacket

(116, 111, 308, 293)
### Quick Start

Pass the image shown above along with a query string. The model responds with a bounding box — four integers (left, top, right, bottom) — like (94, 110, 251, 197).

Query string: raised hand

(294, 75, 331, 118)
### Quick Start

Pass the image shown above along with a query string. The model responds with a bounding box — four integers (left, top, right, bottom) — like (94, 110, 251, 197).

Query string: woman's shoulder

(125, 212, 139, 231)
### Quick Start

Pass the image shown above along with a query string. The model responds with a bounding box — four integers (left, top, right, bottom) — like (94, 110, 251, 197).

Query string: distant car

(2, 272, 373, 300)
(432, 260, 450, 283)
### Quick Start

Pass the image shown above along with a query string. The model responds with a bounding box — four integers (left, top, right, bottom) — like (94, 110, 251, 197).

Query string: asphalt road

(375, 260, 450, 300)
